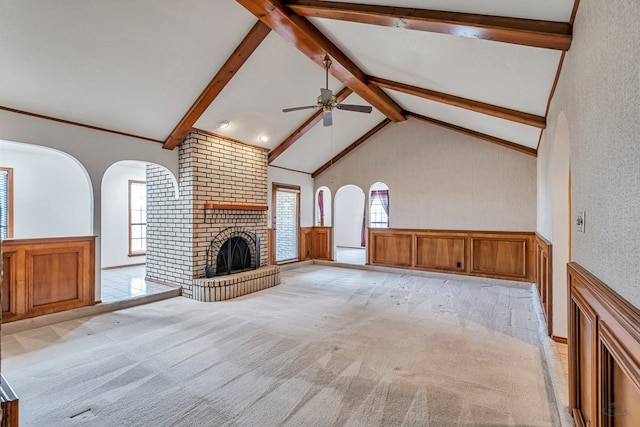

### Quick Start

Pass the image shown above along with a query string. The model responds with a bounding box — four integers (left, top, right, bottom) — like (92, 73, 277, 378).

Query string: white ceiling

(0, 0, 576, 174)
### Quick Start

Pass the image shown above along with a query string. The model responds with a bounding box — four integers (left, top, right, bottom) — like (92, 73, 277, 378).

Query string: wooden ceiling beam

(286, 0, 572, 51)
(406, 111, 537, 157)
(236, 0, 406, 123)
(269, 87, 352, 164)
(369, 76, 546, 129)
(311, 118, 391, 177)
(163, 21, 271, 150)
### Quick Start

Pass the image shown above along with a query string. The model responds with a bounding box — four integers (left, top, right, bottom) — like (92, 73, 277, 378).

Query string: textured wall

(541, 0, 640, 309)
(315, 117, 537, 231)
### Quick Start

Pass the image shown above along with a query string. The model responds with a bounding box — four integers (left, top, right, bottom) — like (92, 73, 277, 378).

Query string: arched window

(369, 182, 389, 228)
(315, 186, 331, 226)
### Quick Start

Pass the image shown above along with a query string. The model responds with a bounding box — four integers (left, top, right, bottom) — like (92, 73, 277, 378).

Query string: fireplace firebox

(205, 227, 260, 277)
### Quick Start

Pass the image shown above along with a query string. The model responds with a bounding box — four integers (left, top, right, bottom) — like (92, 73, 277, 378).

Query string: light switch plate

(577, 211, 586, 233)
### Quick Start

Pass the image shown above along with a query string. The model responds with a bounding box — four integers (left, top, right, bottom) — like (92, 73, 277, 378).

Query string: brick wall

(146, 130, 268, 298)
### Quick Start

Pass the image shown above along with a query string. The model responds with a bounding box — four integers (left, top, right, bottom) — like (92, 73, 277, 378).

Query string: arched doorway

(100, 161, 178, 302)
(334, 184, 365, 264)
(0, 139, 92, 238)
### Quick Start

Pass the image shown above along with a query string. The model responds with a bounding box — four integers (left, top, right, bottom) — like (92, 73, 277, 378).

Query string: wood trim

(102, 262, 145, 270)
(552, 335, 568, 344)
(237, 0, 406, 123)
(0, 373, 19, 427)
(311, 118, 391, 178)
(269, 87, 353, 163)
(535, 233, 553, 336)
(191, 128, 271, 152)
(163, 21, 271, 149)
(406, 111, 537, 157)
(204, 203, 268, 211)
(568, 262, 640, 426)
(2, 236, 96, 322)
(0, 167, 14, 238)
(128, 180, 147, 257)
(286, 0, 573, 51)
(369, 76, 546, 129)
(368, 228, 535, 282)
(570, 0, 582, 25)
(272, 183, 301, 264)
(537, 51, 567, 152)
(268, 165, 312, 175)
(0, 105, 162, 144)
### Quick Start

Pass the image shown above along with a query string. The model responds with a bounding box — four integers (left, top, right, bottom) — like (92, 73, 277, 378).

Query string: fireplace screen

(205, 227, 260, 277)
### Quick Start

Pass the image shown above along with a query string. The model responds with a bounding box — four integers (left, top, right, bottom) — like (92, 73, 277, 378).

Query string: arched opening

(100, 161, 178, 303)
(315, 186, 332, 226)
(0, 139, 92, 238)
(334, 184, 366, 264)
(551, 112, 571, 338)
(369, 182, 390, 228)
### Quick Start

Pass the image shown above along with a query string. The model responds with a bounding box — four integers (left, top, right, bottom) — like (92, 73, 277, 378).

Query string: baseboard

(552, 335, 567, 344)
(102, 262, 145, 270)
(145, 277, 183, 295)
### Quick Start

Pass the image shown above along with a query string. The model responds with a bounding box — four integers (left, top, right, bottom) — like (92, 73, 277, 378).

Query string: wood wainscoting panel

(368, 229, 535, 282)
(415, 234, 466, 273)
(470, 234, 533, 280)
(2, 250, 16, 316)
(311, 227, 332, 260)
(29, 250, 81, 307)
(535, 234, 553, 336)
(300, 227, 313, 261)
(568, 262, 640, 426)
(1, 236, 95, 322)
(369, 230, 413, 267)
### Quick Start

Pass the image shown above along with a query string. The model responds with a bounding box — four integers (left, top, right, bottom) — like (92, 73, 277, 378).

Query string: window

(0, 167, 13, 240)
(369, 189, 389, 228)
(129, 180, 146, 255)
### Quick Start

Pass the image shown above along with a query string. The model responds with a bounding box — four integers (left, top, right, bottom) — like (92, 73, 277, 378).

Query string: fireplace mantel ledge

(204, 203, 268, 211)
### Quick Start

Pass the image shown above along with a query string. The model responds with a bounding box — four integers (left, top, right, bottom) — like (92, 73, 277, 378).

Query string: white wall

(0, 109, 178, 300)
(0, 140, 91, 238)
(268, 166, 314, 227)
(334, 185, 365, 247)
(539, 0, 640, 314)
(101, 161, 147, 268)
(315, 117, 537, 231)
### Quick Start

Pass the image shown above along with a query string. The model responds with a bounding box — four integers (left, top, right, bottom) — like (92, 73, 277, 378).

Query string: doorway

(272, 183, 300, 263)
(334, 184, 366, 265)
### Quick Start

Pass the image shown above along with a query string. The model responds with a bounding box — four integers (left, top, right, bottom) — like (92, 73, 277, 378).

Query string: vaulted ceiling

(0, 0, 576, 175)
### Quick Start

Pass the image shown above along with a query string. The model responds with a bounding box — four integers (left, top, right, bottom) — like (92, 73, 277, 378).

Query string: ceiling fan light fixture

(217, 120, 229, 129)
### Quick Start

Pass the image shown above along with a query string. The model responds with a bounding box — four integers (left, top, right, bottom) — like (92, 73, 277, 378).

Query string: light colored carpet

(2, 265, 559, 426)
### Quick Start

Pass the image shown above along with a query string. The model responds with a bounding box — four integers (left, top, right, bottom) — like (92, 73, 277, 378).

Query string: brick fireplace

(146, 130, 278, 300)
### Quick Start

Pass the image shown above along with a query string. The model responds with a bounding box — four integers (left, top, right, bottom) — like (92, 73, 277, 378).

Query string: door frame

(271, 182, 300, 264)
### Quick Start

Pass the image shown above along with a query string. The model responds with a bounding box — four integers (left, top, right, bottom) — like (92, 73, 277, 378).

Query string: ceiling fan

(282, 56, 373, 126)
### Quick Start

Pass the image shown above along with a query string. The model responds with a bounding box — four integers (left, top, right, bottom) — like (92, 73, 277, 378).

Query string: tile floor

(101, 265, 175, 303)
(335, 246, 366, 264)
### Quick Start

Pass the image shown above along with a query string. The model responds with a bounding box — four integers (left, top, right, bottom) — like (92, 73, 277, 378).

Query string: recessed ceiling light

(217, 120, 229, 129)
(259, 135, 269, 142)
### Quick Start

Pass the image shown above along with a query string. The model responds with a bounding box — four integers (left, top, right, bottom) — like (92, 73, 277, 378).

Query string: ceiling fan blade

(321, 88, 333, 103)
(323, 110, 333, 127)
(282, 105, 319, 112)
(336, 104, 373, 113)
